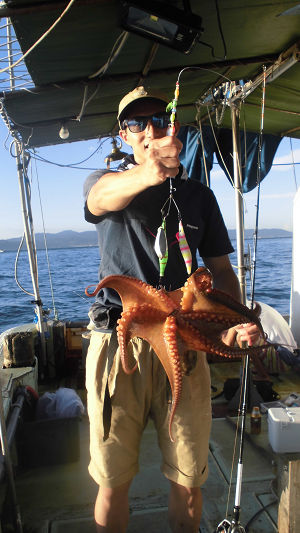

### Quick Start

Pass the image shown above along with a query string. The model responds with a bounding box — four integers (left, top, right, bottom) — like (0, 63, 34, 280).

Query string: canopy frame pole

(6, 19, 47, 372)
(15, 145, 47, 371)
(231, 102, 246, 305)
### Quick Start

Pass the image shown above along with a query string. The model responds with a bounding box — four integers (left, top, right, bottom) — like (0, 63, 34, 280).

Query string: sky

(0, 119, 299, 240)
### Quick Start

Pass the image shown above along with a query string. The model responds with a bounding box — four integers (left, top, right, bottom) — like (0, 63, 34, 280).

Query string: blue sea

(0, 238, 293, 334)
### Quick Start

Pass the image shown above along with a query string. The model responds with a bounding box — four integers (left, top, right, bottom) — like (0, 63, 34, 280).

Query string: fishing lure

(176, 219, 192, 275)
(155, 79, 192, 283)
(154, 218, 168, 283)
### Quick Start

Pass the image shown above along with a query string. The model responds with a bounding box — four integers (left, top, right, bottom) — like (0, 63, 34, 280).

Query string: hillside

(228, 228, 292, 240)
(0, 228, 292, 252)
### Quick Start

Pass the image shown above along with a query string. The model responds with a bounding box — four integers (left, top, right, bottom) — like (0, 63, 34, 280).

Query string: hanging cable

(89, 31, 129, 79)
(76, 31, 129, 121)
(14, 234, 34, 297)
(32, 152, 59, 320)
(214, 0, 227, 59)
(0, 0, 76, 75)
(26, 137, 108, 169)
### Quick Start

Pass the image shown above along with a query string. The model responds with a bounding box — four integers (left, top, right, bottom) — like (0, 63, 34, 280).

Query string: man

(84, 86, 260, 532)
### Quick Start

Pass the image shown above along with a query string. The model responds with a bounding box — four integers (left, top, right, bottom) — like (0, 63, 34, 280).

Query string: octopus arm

(116, 304, 167, 374)
(117, 305, 182, 442)
(177, 319, 265, 359)
(86, 275, 177, 314)
(205, 289, 264, 336)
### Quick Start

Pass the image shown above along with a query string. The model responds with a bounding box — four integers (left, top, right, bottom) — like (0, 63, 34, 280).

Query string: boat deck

(11, 414, 278, 533)
(2, 357, 300, 532)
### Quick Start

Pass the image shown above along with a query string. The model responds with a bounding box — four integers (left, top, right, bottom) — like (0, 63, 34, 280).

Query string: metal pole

(230, 103, 246, 305)
(6, 19, 47, 370)
(15, 147, 47, 369)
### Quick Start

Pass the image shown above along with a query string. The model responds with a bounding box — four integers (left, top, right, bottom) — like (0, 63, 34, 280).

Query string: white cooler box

(268, 407, 300, 453)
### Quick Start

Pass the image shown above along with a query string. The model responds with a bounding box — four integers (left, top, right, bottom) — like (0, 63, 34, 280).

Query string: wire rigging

(26, 137, 108, 170)
(0, 0, 76, 75)
(32, 152, 59, 320)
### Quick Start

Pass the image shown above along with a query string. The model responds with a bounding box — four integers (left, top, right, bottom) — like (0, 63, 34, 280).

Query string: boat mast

(6, 19, 47, 371)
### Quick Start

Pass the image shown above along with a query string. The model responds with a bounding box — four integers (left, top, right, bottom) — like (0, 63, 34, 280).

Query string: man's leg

(168, 480, 202, 533)
(95, 479, 132, 533)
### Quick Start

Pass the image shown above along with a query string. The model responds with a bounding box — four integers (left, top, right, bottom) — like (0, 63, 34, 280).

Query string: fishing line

(194, 109, 210, 187)
(205, 105, 235, 189)
(154, 66, 234, 286)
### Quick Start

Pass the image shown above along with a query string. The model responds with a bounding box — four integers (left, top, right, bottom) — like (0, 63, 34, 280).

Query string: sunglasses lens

(124, 114, 170, 132)
(152, 115, 170, 128)
(128, 119, 146, 133)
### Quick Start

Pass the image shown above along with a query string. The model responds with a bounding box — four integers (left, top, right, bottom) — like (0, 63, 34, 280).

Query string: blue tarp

(178, 126, 282, 192)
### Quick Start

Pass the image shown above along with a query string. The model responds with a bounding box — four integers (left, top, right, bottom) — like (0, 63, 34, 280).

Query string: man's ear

(119, 129, 132, 147)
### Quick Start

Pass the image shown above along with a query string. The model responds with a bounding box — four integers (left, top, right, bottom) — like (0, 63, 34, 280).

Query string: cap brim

(118, 96, 168, 124)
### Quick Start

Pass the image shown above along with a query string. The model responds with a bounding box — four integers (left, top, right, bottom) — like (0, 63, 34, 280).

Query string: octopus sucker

(86, 267, 266, 441)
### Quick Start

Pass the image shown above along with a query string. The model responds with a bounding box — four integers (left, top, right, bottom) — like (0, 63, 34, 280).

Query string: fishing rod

(214, 67, 267, 533)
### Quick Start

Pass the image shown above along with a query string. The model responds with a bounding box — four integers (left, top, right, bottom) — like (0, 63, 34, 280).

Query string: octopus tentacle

(116, 306, 140, 374)
(176, 316, 264, 358)
(163, 315, 183, 442)
(117, 303, 168, 374)
(86, 267, 267, 442)
(205, 288, 264, 336)
(85, 275, 177, 314)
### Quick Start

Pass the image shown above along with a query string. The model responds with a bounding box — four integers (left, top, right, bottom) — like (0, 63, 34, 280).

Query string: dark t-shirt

(84, 161, 234, 328)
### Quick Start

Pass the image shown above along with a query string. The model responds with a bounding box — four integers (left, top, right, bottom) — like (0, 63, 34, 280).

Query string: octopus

(86, 267, 265, 441)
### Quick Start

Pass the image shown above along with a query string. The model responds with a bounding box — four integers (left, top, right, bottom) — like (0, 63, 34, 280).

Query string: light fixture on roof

(59, 123, 70, 140)
(120, 0, 203, 54)
(104, 138, 128, 169)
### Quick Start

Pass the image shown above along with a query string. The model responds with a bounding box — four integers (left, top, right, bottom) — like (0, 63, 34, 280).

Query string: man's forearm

(87, 166, 149, 216)
(212, 269, 241, 302)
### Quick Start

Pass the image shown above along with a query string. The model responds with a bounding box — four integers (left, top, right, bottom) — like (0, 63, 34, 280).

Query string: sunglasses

(121, 113, 170, 133)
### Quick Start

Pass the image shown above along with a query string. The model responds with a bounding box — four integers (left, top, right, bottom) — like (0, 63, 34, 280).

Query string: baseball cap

(118, 86, 169, 125)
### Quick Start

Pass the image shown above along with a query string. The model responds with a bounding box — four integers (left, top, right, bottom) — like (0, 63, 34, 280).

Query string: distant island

(0, 228, 293, 252)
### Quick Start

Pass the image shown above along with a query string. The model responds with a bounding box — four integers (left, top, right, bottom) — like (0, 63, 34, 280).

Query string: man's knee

(170, 481, 202, 502)
(95, 480, 132, 532)
(168, 481, 202, 533)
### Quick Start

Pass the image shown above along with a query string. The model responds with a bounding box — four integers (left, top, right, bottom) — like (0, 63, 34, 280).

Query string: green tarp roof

(0, 0, 299, 147)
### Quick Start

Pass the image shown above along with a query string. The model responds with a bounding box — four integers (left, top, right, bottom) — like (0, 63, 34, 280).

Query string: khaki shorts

(86, 330, 212, 489)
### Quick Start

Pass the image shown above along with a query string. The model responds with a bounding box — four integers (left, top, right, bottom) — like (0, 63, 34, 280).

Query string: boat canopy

(0, 0, 299, 152)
